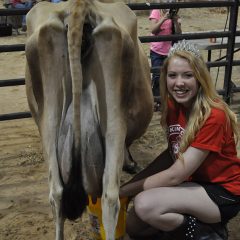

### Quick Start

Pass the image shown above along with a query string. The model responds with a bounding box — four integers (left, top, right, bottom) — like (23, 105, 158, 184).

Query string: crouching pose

(120, 40, 240, 240)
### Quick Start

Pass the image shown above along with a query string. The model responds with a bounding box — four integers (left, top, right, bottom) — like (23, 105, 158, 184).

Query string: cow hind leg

(48, 164, 65, 240)
(92, 18, 129, 240)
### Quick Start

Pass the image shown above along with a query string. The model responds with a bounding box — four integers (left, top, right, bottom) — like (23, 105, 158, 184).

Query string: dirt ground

(1, 3, 240, 240)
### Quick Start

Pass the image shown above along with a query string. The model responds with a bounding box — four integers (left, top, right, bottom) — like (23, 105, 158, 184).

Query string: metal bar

(151, 59, 240, 73)
(223, 0, 239, 103)
(207, 60, 228, 68)
(127, 1, 235, 11)
(139, 31, 230, 43)
(0, 112, 31, 121)
(0, 2, 237, 14)
(0, 2, 234, 16)
(0, 32, 231, 53)
(215, 48, 240, 62)
(218, 89, 225, 95)
(0, 78, 25, 87)
(231, 87, 240, 93)
(0, 8, 29, 16)
(0, 44, 25, 52)
(207, 50, 212, 71)
(208, 50, 212, 62)
(232, 60, 240, 66)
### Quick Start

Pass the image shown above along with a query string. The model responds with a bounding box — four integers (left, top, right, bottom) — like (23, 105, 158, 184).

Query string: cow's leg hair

(93, 18, 127, 240)
(47, 149, 65, 240)
(35, 22, 67, 240)
(42, 141, 65, 240)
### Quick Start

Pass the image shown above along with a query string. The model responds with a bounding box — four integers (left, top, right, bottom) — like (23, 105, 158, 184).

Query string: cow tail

(62, 0, 92, 220)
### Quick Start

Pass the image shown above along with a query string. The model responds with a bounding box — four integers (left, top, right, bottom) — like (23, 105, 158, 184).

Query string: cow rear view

(25, 0, 153, 239)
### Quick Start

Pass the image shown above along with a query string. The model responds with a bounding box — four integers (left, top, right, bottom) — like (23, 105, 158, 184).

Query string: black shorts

(198, 182, 240, 224)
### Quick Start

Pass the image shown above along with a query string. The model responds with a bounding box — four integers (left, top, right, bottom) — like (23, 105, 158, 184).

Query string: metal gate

(0, 0, 239, 121)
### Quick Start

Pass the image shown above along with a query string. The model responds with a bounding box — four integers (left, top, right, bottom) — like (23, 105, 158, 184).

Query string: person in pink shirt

(149, 9, 181, 100)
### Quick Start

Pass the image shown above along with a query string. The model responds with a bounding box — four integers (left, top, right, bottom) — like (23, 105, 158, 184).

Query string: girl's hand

(120, 179, 145, 198)
(162, 11, 170, 20)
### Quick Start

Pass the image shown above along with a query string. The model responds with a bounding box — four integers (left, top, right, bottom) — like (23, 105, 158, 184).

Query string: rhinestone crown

(168, 39, 201, 58)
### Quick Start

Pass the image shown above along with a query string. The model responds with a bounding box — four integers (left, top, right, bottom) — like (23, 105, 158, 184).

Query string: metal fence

(0, 0, 239, 121)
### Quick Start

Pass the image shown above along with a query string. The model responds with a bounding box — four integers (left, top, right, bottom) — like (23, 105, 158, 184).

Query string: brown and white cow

(25, 0, 153, 239)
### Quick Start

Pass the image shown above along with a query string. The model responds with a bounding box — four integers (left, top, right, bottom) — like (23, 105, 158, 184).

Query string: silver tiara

(168, 40, 201, 58)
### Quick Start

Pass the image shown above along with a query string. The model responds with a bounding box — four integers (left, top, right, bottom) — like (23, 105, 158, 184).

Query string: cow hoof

(123, 162, 142, 174)
(154, 102, 161, 112)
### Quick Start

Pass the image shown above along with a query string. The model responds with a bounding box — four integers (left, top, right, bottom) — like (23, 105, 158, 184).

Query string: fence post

(223, 0, 239, 103)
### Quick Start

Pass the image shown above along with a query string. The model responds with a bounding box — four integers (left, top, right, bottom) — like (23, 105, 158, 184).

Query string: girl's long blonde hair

(160, 51, 239, 155)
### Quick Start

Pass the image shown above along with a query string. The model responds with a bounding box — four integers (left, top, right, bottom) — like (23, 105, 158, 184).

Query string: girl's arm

(150, 11, 169, 35)
(120, 146, 209, 197)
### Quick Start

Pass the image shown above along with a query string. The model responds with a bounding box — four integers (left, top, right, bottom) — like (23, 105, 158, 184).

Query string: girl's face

(166, 56, 199, 108)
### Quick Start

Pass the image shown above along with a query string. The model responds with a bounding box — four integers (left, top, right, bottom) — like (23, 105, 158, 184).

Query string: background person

(51, 0, 61, 3)
(121, 40, 240, 240)
(149, 8, 181, 109)
(11, 0, 33, 31)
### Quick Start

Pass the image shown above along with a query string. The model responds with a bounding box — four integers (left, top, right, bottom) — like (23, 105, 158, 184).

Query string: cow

(25, 0, 153, 239)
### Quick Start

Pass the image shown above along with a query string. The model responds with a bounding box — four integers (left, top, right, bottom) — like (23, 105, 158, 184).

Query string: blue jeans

(13, 2, 32, 25)
(150, 50, 167, 97)
(51, 0, 61, 3)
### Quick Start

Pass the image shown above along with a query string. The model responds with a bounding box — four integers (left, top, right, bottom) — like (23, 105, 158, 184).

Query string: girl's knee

(134, 193, 152, 222)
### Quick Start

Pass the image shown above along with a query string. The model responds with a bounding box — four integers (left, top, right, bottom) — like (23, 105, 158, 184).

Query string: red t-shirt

(166, 101, 240, 196)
